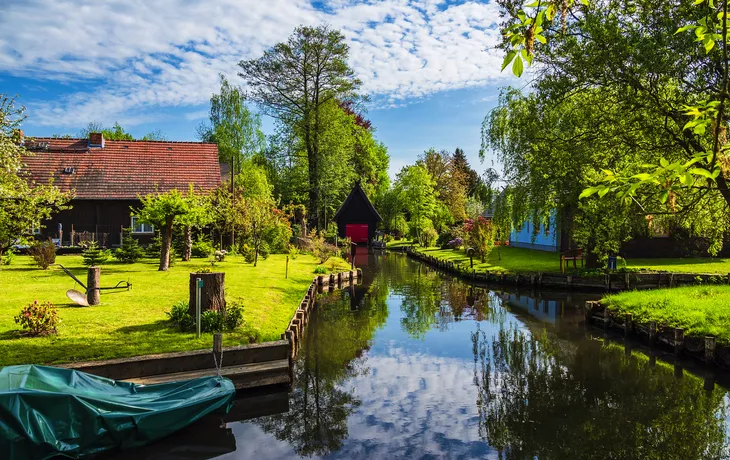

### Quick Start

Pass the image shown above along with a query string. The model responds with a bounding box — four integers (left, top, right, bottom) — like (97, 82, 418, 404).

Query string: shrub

(145, 233, 162, 258)
(464, 216, 495, 262)
(213, 249, 227, 262)
(225, 301, 245, 331)
(191, 238, 215, 258)
(314, 265, 328, 274)
(166, 300, 194, 331)
(421, 227, 438, 248)
(114, 229, 144, 263)
(1, 248, 15, 266)
(15, 301, 59, 336)
(200, 310, 224, 333)
(242, 244, 256, 264)
(288, 246, 299, 260)
(447, 238, 463, 249)
(29, 240, 57, 269)
(258, 242, 270, 260)
(82, 241, 111, 266)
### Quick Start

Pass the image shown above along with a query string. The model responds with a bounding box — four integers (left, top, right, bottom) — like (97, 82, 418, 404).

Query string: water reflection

(472, 324, 730, 459)
(107, 252, 730, 459)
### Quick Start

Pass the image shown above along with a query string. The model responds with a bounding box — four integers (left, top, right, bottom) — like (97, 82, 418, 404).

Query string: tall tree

(395, 165, 438, 245)
(197, 74, 265, 170)
(239, 25, 361, 229)
(0, 96, 71, 261)
(78, 121, 166, 141)
(418, 149, 468, 223)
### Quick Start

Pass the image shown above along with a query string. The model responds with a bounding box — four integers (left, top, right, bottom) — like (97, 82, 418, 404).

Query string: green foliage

(191, 237, 214, 258)
(15, 300, 59, 336)
(200, 310, 225, 333)
(166, 301, 194, 331)
(28, 240, 56, 269)
(82, 241, 111, 266)
(396, 164, 438, 244)
(1, 247, 14, 266)
(464, 217, 495, 262)
(421, 227, 438, 248)
(224, 301, 245, 331)
(313, 265, 328, 274)
(114, 229, 144, 263)
(0, 96, 72, 257)
(79, 121, 166, 142)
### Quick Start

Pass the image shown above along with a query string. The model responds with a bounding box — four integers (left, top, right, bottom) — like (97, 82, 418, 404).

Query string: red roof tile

(21, 138, 222, 200)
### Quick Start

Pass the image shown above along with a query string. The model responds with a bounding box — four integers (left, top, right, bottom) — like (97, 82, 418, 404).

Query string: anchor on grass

(56, 264, 132, 306)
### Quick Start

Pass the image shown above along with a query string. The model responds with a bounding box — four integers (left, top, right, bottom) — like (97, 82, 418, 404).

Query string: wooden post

(705, 336, 716, 366)
(286, 256, 289, 279)
(603, 307, 611, 328)
(624, 313, 632, 337)
(648, 321, 656, 345)
(87, 266, 101, 306)
(213, 333, 223, 354)
(188, 272, 225, 317)
(674, 328, 684, 356)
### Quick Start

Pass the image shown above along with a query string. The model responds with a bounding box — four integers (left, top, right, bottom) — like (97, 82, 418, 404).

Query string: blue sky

(0, 0, 517, 177)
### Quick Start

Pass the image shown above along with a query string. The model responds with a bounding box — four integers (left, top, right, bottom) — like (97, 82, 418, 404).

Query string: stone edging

(401, 246, 727, 292)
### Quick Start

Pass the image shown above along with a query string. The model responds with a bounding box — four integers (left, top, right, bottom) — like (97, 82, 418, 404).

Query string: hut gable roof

(21, 137, 221, 200)
(334, 183, 382, 222)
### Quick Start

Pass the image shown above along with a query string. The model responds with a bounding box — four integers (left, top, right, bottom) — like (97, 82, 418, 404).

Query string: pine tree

(82, 241, 110, 266)
(114, 229, 144, 263)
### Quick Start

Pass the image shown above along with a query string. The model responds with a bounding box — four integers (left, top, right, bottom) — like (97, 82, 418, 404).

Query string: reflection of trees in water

(389, 257, 505, 337)
(256, 278, 389, 457)
(471, 324, 730, 459)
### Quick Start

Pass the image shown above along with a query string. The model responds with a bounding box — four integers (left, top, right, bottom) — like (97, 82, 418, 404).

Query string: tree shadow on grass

(0, 330, 20, 341)
(114, 319, 170, 335)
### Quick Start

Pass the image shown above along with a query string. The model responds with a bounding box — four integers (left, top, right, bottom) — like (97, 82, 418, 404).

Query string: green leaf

(685, 172, 693, 185)
(602, 169, 614, 176)
(579, 187, 600, 199)
(512, 54, 524, 77)
(579, 0, 589, 5)
(631, 173, 653, 181)
(659, 190, 669, 203)
(525, 0, 540, 6)
(501, 51, 517, 71)
(535, 34, 547, 44)
(704, 38, 715, 53)
(598, 187, 611, 198)
(690, 167, 714, 179)
(660, 157, 669, 168)
(676, 24, 698, 34)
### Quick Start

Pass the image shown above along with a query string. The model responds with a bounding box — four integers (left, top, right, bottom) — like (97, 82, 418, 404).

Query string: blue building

(508, 211, 559, 252)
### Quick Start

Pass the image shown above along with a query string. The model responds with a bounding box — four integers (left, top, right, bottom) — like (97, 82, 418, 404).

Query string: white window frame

(131, 216, 154, 234)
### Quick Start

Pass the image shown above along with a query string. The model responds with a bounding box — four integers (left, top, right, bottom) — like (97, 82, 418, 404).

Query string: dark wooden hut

(334, 183, 382, 244)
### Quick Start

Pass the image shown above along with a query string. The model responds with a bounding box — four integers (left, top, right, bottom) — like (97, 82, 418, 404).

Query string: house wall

(335, 192, 379, 242)
(509, 212, 559, 252)
(40, 199, 153, 247)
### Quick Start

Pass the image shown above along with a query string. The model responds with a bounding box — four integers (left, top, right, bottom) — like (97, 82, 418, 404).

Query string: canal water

(119, 251, 730, 459)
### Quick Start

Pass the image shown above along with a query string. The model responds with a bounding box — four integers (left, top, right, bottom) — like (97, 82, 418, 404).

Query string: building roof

(21, 137, 222, 200)
(334, 183, 382, 222)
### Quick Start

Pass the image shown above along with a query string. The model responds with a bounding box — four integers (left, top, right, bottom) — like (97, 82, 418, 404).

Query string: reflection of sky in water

(221, 256, 730, 460)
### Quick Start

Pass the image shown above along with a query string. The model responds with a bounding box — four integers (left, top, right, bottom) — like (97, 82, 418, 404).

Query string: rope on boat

(213, 350, 223, 378)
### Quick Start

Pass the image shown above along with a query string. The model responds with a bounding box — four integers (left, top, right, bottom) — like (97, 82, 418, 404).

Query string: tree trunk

(189, 272, 226, 317)
(87, 266, 101, 306)
(183, 225, 192, 261)
(159, 217, 174, 271)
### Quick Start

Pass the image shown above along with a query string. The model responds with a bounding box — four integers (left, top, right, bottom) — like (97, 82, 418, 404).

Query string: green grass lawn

(0, 254, 349, 366)
(404, 244, 730, 275)
(603, 286, 730, 344)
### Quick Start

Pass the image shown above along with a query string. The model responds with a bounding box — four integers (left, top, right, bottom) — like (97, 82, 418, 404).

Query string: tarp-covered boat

(0, 365, 236, 459)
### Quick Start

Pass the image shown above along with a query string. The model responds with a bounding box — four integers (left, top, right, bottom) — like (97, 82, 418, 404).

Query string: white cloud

(0, 0, 508, 127)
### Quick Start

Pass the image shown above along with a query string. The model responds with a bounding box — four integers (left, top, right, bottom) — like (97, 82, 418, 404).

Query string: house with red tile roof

(21, 133, 221, 247)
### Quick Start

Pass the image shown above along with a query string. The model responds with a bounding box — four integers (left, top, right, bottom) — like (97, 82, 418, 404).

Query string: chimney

(13, 129, 24, 145)
(88, 132, 104, 148)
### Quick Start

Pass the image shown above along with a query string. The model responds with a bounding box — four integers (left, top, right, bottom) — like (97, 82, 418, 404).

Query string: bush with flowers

(464, 216, 496, 262)
(15, 300, 59, 336)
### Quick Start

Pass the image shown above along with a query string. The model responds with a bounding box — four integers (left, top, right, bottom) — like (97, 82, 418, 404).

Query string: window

(131, 216, 154, 234)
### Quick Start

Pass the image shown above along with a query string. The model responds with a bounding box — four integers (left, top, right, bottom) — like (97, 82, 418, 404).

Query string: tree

(464, 216, 495, 262)
(198, 74, 265, 169)
(234, 196, 280, 266)
(239, 25, 361, 229)
(134, 189, 192, 271)
(395, 165, 438, 245)
(177, 187, 212, 262)
(78, 121, 166, 141)
(0, 96, 71, 262)
(418, 148, 468, 223)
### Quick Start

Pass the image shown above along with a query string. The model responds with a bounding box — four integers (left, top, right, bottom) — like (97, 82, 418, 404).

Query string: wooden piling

(674, 328, 684, 356)
(624, 313, 632, 337)
(705, 336, 716, 366)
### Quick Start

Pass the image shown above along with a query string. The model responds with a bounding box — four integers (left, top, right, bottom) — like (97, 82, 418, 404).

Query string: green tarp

(0, 365, 236, 459)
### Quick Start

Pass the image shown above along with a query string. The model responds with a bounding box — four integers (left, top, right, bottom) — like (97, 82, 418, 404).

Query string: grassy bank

(603, 286, 730, 344)
(0, 254, 349, 366)
(394, 242, 730, 275)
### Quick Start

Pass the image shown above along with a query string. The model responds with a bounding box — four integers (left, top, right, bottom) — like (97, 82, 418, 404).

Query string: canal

(116, 251, 730, 459)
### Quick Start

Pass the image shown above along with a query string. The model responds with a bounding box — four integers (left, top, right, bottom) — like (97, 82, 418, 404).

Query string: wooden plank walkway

(126, 359, 291, 390)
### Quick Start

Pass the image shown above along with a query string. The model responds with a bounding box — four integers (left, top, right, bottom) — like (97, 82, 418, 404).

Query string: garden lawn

(411, 246, 730, 275)
(603, 286, 730, 344)
(0, 254, 350, 366)
(417, 246, 562, 273)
